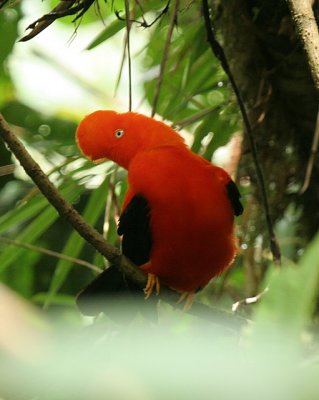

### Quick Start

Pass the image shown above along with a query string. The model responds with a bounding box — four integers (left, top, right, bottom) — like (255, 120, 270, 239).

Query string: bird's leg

(144, 273, 160, 299)
(176, 291, 195, 311)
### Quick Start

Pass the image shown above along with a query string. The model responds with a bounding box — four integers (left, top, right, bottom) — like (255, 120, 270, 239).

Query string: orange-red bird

(76, 110, 243, 312)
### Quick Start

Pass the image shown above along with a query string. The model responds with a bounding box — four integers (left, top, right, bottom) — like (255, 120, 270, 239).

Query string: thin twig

(0, 236, 101, 273)
(232, 287, 269, 313)
(114, 33, 128, 97)
(124, 0, 132, 111)
(0, 164, 15, 177)
(116, 0, 171, 28)
(173, 106, 220, 129)
(202, 0, 281, 265)
(151, 0, 180, 117)
(300, 108, 319, 194)
(19, 0, 97, 42)
(19, 0, 76, 42)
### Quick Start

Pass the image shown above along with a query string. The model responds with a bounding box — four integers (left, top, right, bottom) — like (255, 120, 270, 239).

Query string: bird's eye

(114, 129, 125, 138)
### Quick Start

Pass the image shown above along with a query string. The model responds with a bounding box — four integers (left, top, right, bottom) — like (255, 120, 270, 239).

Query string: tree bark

(287, 0, 319, 94)
(211, 0, 318, 251)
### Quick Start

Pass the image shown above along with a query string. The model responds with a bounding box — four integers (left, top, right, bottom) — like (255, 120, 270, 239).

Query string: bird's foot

(176, 291, 195, 311)
(144, 273, 160, 299)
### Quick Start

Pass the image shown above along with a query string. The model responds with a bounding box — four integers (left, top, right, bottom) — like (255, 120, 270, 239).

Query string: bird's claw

(144, 273, 160, 299)
(176, 291, 195, 311)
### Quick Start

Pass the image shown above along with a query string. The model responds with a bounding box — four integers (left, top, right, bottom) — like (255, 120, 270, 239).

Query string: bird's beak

(91, 157, 108, 164)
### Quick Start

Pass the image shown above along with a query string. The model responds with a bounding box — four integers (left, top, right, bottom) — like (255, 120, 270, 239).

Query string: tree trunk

(211, 0, 318, 254)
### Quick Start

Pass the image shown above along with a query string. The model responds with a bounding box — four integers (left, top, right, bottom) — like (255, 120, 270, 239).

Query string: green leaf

(86, 18, 126, 50)
(45, 177, 110, 305)
(7, 251, 40, 298)
(191, 116, 213, 154)
(202, 110, 238, 160)
(86, 0, 170, 50)
(0, 192, 48, 235)
(0, 5, 20, 104)
(33, 292, 75, 307)
(1, 101, 78, 154)
(252, 233, 319, 347)
(0, 7, 19, 61)
(0, 206, 59, 273)
(0, 182, 82, 273)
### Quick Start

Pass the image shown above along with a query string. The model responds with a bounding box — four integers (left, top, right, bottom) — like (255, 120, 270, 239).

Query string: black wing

(117, 194, 152, 266)
(226, 180, 244, 217)
(76, 194, 154, 319)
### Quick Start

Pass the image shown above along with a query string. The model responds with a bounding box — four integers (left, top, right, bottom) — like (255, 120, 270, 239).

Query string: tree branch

(19, 0, 96, 42)
(0, 113, 247, 327)
(202, 0, 282, 265)
(287, 1, 319, 194)
(286, 0, 319, 96)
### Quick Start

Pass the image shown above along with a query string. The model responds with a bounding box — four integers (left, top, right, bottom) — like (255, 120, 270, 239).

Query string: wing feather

(118, 194, 152, 265)
(226, 180, 244, 217)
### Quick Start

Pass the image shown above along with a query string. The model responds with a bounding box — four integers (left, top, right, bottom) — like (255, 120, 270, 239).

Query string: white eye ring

(114, 129, 125, 138)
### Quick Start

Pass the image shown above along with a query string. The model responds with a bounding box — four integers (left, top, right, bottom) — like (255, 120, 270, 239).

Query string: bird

(75, 110, 243, 314)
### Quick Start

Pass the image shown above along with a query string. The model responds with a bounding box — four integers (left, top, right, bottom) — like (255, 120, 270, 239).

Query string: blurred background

(0, 1, 319, 398)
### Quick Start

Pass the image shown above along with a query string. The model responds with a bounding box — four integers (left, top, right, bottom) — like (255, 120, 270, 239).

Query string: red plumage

(76, 110, 242, 295)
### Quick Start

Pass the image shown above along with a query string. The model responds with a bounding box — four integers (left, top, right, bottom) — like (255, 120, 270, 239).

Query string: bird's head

(76, 110, 185, 169)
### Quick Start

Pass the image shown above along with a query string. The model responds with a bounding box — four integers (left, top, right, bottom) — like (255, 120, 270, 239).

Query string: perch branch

(0, 114, 247, 327)
(202, 0, 282, 265)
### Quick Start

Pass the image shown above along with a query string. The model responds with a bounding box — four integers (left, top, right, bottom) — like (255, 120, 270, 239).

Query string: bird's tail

(76, 265, 157, 322)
